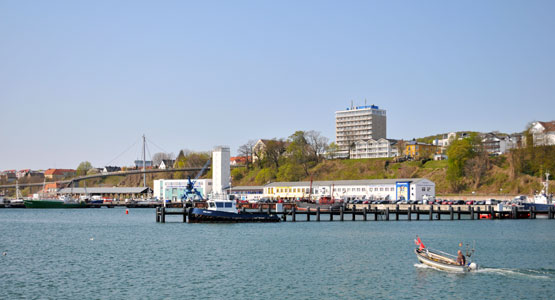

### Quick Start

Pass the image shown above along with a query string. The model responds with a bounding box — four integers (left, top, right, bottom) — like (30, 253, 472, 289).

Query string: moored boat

(188, 196, 280, 223)
(188, 146, 280, 223)
(414, 237, 478, 272)
(522, 172, 553, 211)
(24, 195, 86, 209)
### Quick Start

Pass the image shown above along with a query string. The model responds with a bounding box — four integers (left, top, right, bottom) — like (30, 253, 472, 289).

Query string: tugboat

(188, 146, 280, 223)
(188, 194, 280, 223)
(523, 172, 553, 211)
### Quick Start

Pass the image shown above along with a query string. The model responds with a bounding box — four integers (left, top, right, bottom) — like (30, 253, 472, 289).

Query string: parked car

(466, 200, 474, 205)
(455, 200, 465, 205)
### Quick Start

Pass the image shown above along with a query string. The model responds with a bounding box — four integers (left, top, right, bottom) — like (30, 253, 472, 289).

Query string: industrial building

(263, 178, 435, 201)
(153, 179, 212, 202)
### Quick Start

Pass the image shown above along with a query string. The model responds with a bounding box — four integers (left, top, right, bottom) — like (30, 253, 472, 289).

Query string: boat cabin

(206, 195, 238, 213)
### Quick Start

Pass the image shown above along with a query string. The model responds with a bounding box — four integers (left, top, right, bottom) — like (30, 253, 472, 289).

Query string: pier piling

(307, 208, 311, 222)
(340, 206, 344, 221)
(363, 207, 367, 221)
(317, 207, 320, 221)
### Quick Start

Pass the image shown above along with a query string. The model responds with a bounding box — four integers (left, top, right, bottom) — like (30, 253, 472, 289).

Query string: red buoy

(126, 209, 129, 215)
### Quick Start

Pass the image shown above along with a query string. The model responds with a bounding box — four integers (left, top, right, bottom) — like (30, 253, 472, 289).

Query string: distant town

(1, 104, 554, 202)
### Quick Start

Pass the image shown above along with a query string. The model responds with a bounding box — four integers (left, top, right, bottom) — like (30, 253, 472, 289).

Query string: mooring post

(407, 206, 411, 221)
(183, 207, 187, 223)
(385, 207, 390, 221)
(416, 206, 420, 221)
(352, 206, 356, 221)
(187, 207, 193, 223)
(307, 208, 311, 222)
(316, 207, 321, 221)
(292, 207, 296, 222)
(530, 206, 535, 219)
(490, 205, 495, 220)
(512, 206, 517, 219)
(429, 205, 433, 221)
(470, 206, 474, 220)
(449, 205, 454, 220)
(374, 207, 378, 221)
(457, 206, 461, 220)
(437, 206, 441, 220)
(395, 205, 399, 221)
(340, 206, 344, 221)
(156, 207, 160, 222)
(330, 209, 334, 221)
(363, 207, 367, 221)
(549, 206, 553, 219)
(476, 206, 481, 219)
(161, 207, 166, 223)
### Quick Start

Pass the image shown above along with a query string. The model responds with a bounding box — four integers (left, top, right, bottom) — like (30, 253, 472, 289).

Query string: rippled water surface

(1, 208, 555, 299)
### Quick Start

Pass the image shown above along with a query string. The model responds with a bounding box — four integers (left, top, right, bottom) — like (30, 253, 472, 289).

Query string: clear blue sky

(1, 0, 554, 170)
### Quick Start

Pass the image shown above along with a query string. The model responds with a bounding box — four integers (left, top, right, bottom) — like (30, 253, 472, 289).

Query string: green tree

(277, 162, 305, 182)
(446, 138, 475, 191)
(327, 142, 340, 159)
(286, 131, 316, 176)
(255, 168, 276, 185)
(76, 161, 93, 176)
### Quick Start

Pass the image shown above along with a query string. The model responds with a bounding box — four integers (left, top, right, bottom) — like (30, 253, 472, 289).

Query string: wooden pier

(156, 204, 555, 223)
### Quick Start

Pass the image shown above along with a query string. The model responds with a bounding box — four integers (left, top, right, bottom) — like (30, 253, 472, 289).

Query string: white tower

(212, 146, 231, 196)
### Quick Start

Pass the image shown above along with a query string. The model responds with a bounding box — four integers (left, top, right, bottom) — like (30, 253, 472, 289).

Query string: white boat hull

(415, 249, 474, 272)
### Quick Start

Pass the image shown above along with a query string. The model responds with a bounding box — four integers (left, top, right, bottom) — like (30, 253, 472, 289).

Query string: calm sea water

(1, 208, 555, 299)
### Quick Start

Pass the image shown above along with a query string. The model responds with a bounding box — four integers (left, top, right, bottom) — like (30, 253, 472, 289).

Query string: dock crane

(181, 159, 211, 203)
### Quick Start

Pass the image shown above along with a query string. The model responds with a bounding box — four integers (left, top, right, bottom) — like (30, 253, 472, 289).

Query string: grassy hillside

(232, 156, 551, 196)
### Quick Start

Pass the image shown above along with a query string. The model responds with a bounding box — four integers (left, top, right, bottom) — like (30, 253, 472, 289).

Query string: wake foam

(473, 267, 552, 280)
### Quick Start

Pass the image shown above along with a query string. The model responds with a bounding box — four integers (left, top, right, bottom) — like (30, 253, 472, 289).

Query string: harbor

(156, 203, 555, 223)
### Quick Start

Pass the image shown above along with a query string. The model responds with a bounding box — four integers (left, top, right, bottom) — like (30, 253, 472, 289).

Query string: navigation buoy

(126, 209, 129, 215)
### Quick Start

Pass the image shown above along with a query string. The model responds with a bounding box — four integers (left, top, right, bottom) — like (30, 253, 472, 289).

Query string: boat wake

(414, 263, 555, 280)
(474, 267, 555, 280)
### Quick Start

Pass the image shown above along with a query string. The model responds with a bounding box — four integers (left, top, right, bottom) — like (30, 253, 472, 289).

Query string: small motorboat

(414, 236, 478, 272)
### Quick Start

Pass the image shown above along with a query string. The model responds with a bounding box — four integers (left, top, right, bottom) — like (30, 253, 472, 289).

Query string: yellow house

(405, 141, 438, 159)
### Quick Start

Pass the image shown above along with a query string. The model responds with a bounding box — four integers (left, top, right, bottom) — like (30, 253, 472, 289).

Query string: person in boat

(456, 250, 466, 266)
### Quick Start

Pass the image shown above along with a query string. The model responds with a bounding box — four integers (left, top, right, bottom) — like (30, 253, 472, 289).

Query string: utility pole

(143, 134, 146, 188)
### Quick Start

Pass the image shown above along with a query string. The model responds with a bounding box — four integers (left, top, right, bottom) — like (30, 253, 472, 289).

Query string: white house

(159, 159, 175, 170)
(263, 178, 435, 201)
(530, 121, 555, 146)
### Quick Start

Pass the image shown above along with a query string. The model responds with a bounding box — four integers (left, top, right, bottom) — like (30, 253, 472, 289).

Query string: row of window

(269, 186, 397, 194)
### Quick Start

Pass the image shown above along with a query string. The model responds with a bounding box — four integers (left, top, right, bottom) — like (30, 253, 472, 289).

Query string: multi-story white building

(263, 178, 435, 202)
(481, 133, 519, 155)
(335, 105, 387, 156)
(530, 121, 555, 146)
(153, 179, 212, 202)
(351, 138, 399, 159)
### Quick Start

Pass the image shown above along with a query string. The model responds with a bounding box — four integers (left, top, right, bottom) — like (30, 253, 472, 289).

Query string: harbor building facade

(335, 104, 387, 158)
(263, 178, 435, 201)
(153, 179, 212, 202)
(227, 186, 264, 202)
